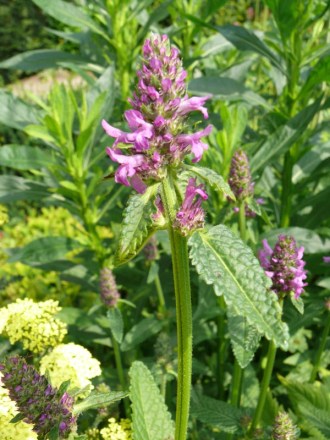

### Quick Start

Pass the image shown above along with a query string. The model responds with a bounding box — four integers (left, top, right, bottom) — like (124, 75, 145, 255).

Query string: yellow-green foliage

(0, 374, 37, 440)
(0, 206, 88, 305)
(0, 298, 67, 354)
(39, 342, 101, 397)
(100, 418, 133, 440)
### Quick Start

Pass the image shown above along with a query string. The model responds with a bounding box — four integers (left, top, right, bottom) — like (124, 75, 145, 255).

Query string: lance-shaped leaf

(0, 90, 42, 130)
(184, 165, 235, 200)
(116, 184, 159, 264)
(189, 225, 289, 349)
(227, 307, 261, 368)
(129, 361, 174, 440)
(107, 308, 124, 344)
(0, 176, 50, 203)
(73, 391, 128, 415)
(0, 145, 56, 170)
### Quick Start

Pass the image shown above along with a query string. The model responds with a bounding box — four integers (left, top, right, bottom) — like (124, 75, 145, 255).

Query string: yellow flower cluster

(0, 374, 37, 440)
(100, 418, 133, 440)
(40, 343, 101, 396)
(0, 298, 67, 353)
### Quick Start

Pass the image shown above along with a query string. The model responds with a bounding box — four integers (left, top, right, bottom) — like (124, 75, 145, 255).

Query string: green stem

(217, 296, 226, 400)
(249, 341, 277, 435)
(161, 175, 193, 440)
(238, 202, 247, 242)
(112, 335, 130, 417)
(280, 151, 293, 228)
(309, 311, 330, 383)
(154, 273, 166, 315)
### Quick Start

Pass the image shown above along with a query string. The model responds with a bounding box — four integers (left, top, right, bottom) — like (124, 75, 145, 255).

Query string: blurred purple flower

(323, 256, 330, 263)
(259, 235, 307, 299)
(100, 268, 120, 308)
(174, 178, 208, 235)
(0, 356, 76, 438)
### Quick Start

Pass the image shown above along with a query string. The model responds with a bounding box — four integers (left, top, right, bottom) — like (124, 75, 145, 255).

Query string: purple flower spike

(174, 178, 208, 236)
(0, 356, 76, 439)
(323, 256, 330, 263)
(102, 34, 212, 192)
(259, 235, 307, 299)
(100, 268, 120, 308)
(228, 149, 254, 200)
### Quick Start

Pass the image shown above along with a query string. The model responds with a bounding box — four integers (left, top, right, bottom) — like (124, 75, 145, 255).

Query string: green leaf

(107, 308, 124, 344)
(0, 90, 41, 130)
(227, 307, 261, 368)
(7, 236, 81, 267)
(116, 184, 159, 264)
(188, 77, 270, 108)
(57, 379, 71, 395)
(250, 98, 322, 173)
(290, 294, 304, 314)
(0, 176, 50, 203)
(185, 165, 235, 199)
(48, 426, 60, 440)
(301, 55, 330, 98)
(0, 145, 56, 170)
(189, 226, 289, 349)
(191, 392, 243, 433)
(214, 24, 285, 74)
(0, 50, 89, 72)
(10, 413, 26, 423)
(121, 318, 162, 352)
(281, 378, 330, 439)
(129, 361, 174, 440)
(73, 391, 128, 415)
(292, 140, 330, 183)
(32, 0, 105, 36)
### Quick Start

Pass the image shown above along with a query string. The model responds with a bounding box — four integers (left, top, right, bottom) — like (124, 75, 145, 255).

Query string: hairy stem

(162, 175, 193, 440)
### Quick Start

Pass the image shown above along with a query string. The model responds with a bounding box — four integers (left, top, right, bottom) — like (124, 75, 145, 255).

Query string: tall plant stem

(249, 341, 277, 434)
(217, 296, 226, 400)
(162, 175, 193, 440)
(154, 273, 166, 315)
(112, 335, 130, 416)
(309, 311, 330, 383)
(280, 151, 294, 228)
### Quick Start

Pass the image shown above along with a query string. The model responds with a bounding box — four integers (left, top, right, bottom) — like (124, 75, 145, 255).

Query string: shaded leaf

(7, 236, 81, 267)
(107, 308, 124, 344)
(189, 225, 289, 348)
(189, 77, 269, 108)
(121, 318, 162, 352)
(0, 90, 41, 130)
(32, 0, 105, 36)
(129, 361, 174, 440)
(191, 392, 243, 433)
(0, 50, 89, 73)
(0, 145, 56, 170)
(0, 176, 50, 203)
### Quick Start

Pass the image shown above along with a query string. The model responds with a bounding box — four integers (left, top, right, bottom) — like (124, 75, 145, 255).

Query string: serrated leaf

(0, 145, 56, 170)
(121, 318, 162, 352)
(189, 226, 289, 349)
(129, 361, 174, 440)
(191, 392, 243, 433)
(185, 165, 235, 199)
(116, 184, 159, 263)
(73, 391, 128, 414)
(281, 378, 330, 439)
(227, 307, 261, 368)
(7, 236, 81, 267)
(290, 294, 304, 314)
(107, 308, 124, 344)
